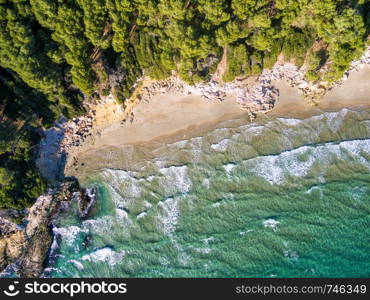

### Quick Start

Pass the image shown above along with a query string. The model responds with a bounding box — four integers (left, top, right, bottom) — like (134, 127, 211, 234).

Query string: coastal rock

(78, 188, 96, 218)
(0, 223, 25, 272)
(0, 178, 95, 278)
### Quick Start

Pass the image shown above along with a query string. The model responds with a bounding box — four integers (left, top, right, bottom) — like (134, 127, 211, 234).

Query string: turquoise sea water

(49, 108, 370, 278)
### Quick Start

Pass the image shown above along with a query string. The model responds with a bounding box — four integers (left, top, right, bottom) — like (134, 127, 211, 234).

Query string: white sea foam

(143, 200, 153, 209)
(350, 186, 368, 202)
(211, 139, 229, 152)
(82, 247, 125, 266)
(323, 109, 348, 132)
(213, 128, 230, 137)
(231, 132, 241, 139)
(69, 259, 84, 270)
(224, 163, 236, 175)
(202, 237, 215, 244)
(190, 136, 203, 145)
(277, 118, 302, 126)
(240, 230, 254, 235)
(102, 170, 153, 214)
(189, 137, 203, 162)
(305, 186, 323, 198)
(53, 226, 84, 246)
(147, 175, 155, 182)
(106, 184, 125, 207)
(195, 247, 211, 254)
(137, 212, 147, 219)
(202, 178, 210, 189)
(178, 252, 191, 266)
(159, 165, 192, 193)
(157, 197, 180, 235)
(301, 108, 349, 134)
(169, 140, 188, 148)
(101, 169, 142, 198)
(197, 237, 213, 253)
(283, 250, 299, 261)
(240, 124, 264, 135)
(116, 208, 129, 220)
(339, 139, 370, 167)
(263, 219, 280, 231)
(82, 215, 131, 238)
(247, 139, 370, 185)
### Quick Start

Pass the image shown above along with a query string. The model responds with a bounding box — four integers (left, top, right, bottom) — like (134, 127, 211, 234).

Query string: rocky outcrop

(78, 188, 96, 218)
(61, 115, 95, 153)
(0, 218, 25, 272)
(0, 178, 94, 278)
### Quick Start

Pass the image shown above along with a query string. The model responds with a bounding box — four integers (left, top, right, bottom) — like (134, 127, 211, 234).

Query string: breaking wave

(49, 108, 370, 277)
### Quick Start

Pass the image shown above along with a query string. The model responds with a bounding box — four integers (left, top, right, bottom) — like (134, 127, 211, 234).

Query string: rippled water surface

(50, 108, 370, 277)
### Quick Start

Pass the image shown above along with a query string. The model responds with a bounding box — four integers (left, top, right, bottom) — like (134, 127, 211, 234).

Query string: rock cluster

(0, 218, 18, 236)
(78, 188, 96, 218)
(134, 67, 296, 118)
(60, 114, 95, 153)
(139, 75, 186, 103)
(0, 208, 27, 223)
(137, 71, 281, 118)
(188, 76, 280, 117)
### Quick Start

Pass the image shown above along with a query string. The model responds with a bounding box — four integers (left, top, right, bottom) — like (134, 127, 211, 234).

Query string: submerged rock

(78, 188, 96, 218)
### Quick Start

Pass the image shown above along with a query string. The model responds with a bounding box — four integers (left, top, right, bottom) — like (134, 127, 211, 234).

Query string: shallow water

(49, 107, 370, 278)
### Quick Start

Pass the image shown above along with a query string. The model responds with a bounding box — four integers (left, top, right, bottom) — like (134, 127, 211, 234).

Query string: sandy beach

(56, 65, 370, 177)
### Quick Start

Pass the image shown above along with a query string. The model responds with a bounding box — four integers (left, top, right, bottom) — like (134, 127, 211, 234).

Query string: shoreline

(36, 50, 370, 182)
(64, 65, 370, 176)
(2, 50, 369, 279)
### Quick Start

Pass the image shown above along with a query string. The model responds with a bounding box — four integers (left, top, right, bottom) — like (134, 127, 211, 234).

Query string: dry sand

(94, 93, 244, 146)
(319, 65, 370, 110)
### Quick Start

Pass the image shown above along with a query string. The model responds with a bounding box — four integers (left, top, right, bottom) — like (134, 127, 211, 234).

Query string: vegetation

(0, 67, 47, 208)
(0, 0, 369, 208)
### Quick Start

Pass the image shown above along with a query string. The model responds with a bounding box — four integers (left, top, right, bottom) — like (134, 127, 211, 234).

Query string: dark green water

(49, 108, 370, 277)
